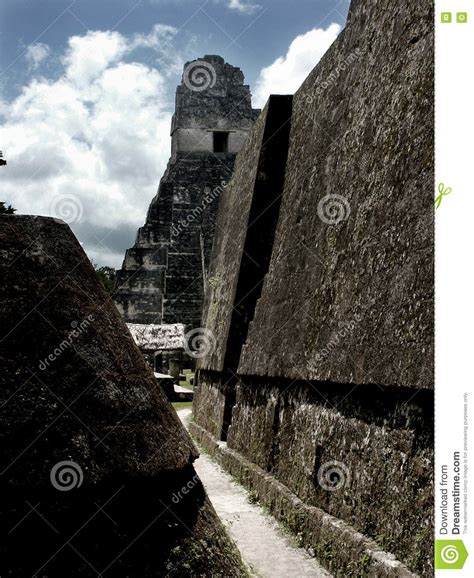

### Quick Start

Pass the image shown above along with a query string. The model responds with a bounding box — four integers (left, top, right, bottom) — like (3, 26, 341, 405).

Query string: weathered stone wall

(114, 153, 235, 326)
(191, 373, 228, 440)
(224, 379, 433, 573)
(199, 94, 293, 374)
(114, 55, 260, 328)
(0, 215, 247, 576)
(171, 55, 258, 136)
(193, 0, 433, 575)
(239, 1, 433, 389)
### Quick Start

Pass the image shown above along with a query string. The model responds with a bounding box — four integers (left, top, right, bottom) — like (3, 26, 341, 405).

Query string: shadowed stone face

(193, 0, 434, 575)
(0, 215, 246, 576)
(114, 55, 260, 328)
(237, 1, 434, 390)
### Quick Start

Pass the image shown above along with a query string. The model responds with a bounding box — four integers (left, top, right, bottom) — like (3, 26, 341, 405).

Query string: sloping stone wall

(199, 95, 293, 374)
(193, 0, 433, 575)
(0, 215, 246, 576)
(239, 0, 434, 388)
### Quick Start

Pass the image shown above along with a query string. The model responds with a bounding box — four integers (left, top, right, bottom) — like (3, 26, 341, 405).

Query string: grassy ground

(180, 368, 195, 390)
(172, 401, 193, 411)
(171, 369, 194, 411)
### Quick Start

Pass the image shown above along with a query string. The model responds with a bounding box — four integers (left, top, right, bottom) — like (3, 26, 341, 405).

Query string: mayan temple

(0, 0, 436, 572)
(114, 55, 260, 327)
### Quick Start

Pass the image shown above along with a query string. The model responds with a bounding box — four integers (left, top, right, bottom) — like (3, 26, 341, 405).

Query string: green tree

(92, 262, 117, 294)
(0, 202, 16, 214)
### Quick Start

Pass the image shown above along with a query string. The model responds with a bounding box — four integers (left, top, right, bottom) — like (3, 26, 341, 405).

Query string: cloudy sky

(0, 0, 349, 267)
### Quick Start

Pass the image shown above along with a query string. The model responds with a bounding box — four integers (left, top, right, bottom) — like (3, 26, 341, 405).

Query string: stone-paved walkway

(178, 409, 332, 578)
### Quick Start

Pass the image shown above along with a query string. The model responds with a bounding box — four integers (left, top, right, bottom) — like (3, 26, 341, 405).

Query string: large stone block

(0, 215, 246, 575)
(199, 95, 293, 372)
(227, 382, 280, 472)
(193, 0, 434, 575)
(192, 375, 228, 440)
(194, 95, 293, 442)
(226, 380, 433, 575)
(239, 0, 434, 390)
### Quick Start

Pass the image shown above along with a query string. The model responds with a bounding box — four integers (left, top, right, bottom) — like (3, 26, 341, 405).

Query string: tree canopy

(0, 202, 16, 214)
(92, 262, 117, 294)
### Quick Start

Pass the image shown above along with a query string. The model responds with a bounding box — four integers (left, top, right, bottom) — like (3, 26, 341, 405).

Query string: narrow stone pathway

(178, 409, 332, 578)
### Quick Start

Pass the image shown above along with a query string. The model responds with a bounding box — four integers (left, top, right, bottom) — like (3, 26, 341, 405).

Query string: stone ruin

(192, 0, 434, 575)
(0, 215, 246, 575)
(114, 55, 260, 328)
(1, 0, 434, 572)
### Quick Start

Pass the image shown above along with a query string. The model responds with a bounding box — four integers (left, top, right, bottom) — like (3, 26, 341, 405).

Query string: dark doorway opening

(213, 131, 229, 153)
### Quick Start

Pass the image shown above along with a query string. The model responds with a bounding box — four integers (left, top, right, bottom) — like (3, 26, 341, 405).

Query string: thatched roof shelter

(127, 323, 186, 353)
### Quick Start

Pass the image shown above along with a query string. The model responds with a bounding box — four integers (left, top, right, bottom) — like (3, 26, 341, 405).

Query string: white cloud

(228, 0, 261, 15)
(63, 31, 128, 87)
(1, 27, 180, 267)
(25, 43, 51, 70)
(132, 23, 176, 50)
(0, 97, 8, 116)
(131, 24, 183, 77)
(254, 23, 341, 107)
